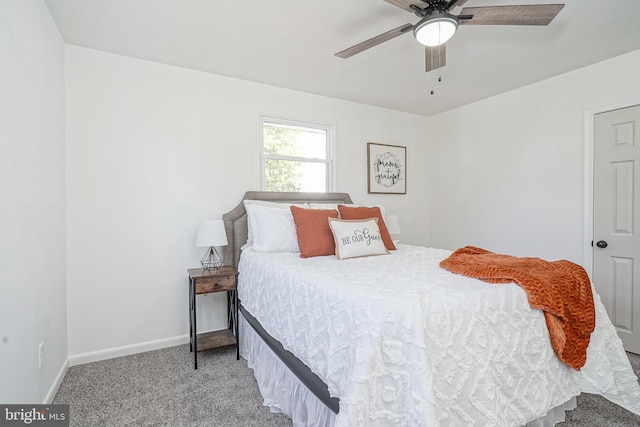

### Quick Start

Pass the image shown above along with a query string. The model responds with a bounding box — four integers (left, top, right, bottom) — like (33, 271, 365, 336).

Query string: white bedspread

(238, 244, 640, 427)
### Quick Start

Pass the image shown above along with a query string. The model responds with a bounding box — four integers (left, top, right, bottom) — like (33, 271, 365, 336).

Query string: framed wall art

(367, 142, 406, 194)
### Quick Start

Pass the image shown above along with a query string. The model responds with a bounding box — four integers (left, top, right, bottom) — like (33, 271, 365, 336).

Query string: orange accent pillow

(337, 205, 397, 250)
(290, 206, 339, 258)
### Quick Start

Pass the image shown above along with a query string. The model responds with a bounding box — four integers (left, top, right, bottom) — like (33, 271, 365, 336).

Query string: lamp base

(200, 247, 223, 271)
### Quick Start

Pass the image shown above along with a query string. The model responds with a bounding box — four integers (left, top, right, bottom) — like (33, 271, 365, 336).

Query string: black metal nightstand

(188, 266, 239, 369)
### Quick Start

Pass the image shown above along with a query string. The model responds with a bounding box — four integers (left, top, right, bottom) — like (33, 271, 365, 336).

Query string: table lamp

(195, 219, 228, 270)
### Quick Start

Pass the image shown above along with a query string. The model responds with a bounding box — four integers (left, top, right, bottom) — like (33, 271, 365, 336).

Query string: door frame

(582, 99, 640, 278)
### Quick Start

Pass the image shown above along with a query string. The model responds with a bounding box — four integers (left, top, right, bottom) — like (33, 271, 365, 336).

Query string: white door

(593, 105, 640, 354)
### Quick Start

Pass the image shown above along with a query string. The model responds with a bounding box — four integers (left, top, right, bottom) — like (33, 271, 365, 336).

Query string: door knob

(596, 240, 608, 248)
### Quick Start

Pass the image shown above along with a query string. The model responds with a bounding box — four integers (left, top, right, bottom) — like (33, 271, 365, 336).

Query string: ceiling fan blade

(335, 23, 413, 59)
(459, 4, 565, 26)
(383, 0, 427, 13)
(448, 0, 470, 7)
(425, 44, 446, 72)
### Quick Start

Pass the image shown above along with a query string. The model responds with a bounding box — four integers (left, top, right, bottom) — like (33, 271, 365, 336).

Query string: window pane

(265, 159, 327, 192)
(264, 122, 327, 160)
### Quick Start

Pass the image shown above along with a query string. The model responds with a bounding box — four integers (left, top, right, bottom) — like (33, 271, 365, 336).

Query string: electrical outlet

(38, 342, 44, 369)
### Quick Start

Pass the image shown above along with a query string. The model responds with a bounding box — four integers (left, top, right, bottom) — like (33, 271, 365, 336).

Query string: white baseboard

(68, 334, 190, 367)
(44, 358, 70, 404)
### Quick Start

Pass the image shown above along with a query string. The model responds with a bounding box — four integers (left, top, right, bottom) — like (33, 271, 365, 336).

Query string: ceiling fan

(335, 0, 565, 72)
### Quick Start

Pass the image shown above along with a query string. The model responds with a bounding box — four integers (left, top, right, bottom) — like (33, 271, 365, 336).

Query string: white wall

(65, 46, 429, 359)
(0, 0, 67, 403)
(427, 49, 640, 265)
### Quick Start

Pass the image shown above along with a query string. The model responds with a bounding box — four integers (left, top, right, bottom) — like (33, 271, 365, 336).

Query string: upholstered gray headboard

(222, 191, 353, 268)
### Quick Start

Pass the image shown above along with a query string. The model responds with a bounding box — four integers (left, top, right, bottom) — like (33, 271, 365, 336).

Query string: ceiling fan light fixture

(413, 13, 458, 47)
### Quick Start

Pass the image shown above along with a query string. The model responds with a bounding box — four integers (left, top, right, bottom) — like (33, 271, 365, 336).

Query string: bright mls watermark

(0, 405, 68, 426)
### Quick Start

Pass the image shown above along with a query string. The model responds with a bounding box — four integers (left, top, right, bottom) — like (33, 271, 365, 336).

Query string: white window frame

(259, 115, 334, 192)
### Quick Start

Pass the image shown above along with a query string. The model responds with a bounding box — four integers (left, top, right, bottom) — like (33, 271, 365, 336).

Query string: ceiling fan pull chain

(430, 70, 436, 95)
(431, 68, 444, 95)
(430, 73, 435, 95)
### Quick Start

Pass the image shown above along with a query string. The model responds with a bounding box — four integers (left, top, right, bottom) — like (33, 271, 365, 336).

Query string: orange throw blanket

(440, 246, 595, 370)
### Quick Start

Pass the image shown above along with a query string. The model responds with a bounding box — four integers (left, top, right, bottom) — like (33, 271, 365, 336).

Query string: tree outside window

(261, 117, 333, 192)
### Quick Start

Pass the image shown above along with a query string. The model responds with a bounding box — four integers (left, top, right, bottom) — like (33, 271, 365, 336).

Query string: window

(261, 116, 333, 192)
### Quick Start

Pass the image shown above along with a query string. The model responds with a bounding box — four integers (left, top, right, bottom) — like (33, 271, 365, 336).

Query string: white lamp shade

(385, 215, 402, 235)
(195, 220, 228, 247)
(414, 14, 458, 47)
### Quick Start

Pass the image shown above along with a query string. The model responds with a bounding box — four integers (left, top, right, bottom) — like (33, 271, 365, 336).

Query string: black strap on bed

(240, 304, 340, 414)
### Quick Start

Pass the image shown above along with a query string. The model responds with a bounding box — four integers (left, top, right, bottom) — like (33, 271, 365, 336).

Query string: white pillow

(328, 217, 388, 260)
(244, 200, 296, 246)
(244, 200, 307, 252)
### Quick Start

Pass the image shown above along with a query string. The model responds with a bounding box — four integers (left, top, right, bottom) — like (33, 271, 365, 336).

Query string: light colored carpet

(53, 346, 640, 426)
(54, 345, 291, 426)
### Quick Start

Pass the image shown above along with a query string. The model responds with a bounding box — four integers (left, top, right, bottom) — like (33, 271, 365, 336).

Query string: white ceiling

(44, 0, 640, 117)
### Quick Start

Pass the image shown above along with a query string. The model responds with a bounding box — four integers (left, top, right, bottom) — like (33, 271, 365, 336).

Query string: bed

(222, 191, 640, 427)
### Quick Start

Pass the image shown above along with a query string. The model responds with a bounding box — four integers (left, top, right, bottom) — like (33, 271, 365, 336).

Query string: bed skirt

(239, 312, 577, 427)
(240, 311, 336, 426)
